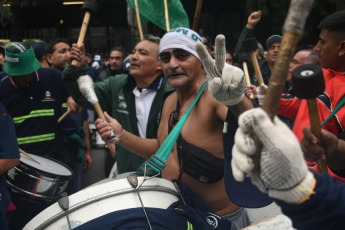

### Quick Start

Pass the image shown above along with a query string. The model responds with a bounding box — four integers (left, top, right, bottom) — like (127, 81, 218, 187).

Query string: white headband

(159, 27, 203, 61)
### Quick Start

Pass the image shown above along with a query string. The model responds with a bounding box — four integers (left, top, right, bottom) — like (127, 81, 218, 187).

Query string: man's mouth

(168, 72, 185, 78)
(131, 63, 139, 68)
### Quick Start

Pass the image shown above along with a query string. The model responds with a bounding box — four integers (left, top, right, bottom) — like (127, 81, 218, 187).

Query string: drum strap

(147, 82, 208, 174)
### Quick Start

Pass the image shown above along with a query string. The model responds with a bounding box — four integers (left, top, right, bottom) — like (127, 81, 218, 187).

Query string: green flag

(126, 0, 189, 31)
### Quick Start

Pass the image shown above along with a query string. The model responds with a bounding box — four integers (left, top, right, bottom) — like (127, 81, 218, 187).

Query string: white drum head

(24, 177, 180, 230)
(20, 153, 72, 176)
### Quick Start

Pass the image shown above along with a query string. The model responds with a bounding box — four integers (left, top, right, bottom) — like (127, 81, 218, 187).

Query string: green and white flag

(126, 0, 189, 31)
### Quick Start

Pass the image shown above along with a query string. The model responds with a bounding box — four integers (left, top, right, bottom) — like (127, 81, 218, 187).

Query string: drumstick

(254, 0, 315, 172)
(19, 148, 40, 164)
(58, 107, 71, 123)
(77, 75, 116, 154)
(242, 38, 266, 94)
(192, 0, 203, 31)
(238, 52, 254, 99)
(71, 0, 98, 67)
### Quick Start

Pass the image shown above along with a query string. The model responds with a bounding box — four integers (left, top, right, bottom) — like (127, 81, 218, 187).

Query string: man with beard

(97, 46, 128, 81)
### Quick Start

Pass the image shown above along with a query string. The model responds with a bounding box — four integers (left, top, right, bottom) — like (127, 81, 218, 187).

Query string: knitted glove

(231, 108, 315, 204)
(196, 35, 246, 106)
(256, 83, 268, 106)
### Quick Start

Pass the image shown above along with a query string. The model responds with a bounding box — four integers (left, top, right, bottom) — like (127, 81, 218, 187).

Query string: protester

(95, 28, 253, 229)
(0, 102, 20, 230)
(235, 10, 278, 85)
(63, 35, 174, 177)
(0, 42, 79, 229)
(231, 108, 345, 230)
(46, 38, 92, 194)
(31, 40, 49, 67)
(274, 10, 345, 180)
(45, 38, 71, 70)
(97, 46, 128, 81)
(226, 50, 233, 65)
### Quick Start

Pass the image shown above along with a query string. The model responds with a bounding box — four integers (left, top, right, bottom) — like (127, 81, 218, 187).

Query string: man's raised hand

(196, 35, 246, 106)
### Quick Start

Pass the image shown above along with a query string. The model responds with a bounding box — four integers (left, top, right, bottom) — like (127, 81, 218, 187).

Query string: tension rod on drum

(127, 174, 153, 230)
(58, 192, 72, 230)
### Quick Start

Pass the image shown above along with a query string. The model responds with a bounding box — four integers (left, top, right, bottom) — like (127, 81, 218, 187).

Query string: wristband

(115, 129, 126, 144)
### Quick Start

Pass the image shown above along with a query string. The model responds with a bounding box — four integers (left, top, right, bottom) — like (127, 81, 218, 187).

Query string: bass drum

(23, 177, 180, 230)
(5, 153, 73, 201)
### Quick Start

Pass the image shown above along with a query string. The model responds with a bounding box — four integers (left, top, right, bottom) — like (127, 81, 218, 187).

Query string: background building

(0, 0, 344, 57)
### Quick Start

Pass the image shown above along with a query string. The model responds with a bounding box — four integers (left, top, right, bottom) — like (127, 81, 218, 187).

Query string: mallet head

(237, 52, 250, 63)
(82, 0, 98, 14)
(292, 64, 325, 99)
(242, 38, 258, 53)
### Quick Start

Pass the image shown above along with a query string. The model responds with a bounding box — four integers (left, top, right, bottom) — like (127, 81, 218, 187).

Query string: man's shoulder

(322, 68, 345, 79)
(164, 91, 177, 105)
(98, 74, 131, 92)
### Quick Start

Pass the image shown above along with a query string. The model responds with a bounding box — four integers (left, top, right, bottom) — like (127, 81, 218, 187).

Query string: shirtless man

(95, 28, 252, 229)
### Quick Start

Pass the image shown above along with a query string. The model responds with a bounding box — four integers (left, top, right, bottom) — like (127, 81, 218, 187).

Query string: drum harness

(128, 82, 207, 230)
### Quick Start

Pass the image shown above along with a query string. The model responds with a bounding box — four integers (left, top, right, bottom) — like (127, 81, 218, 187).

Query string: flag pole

(192, 0, 203, 31)
(134, 0, 144, 40)
(164, 0, 170, 31)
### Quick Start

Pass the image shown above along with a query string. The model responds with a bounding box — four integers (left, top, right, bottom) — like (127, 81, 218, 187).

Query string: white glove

(196, 35, 246, 106)
(256, 84, 268, 106)
(231, 108, 315, 204)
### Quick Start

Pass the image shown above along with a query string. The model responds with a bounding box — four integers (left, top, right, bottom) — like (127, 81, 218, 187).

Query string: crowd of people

(0, 8, 345, 230)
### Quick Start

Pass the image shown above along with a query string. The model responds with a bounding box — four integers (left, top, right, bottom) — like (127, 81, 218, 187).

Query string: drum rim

(19, 154, 74, 178)
(5, 180, 60, 201)
(31, 183, 180, 230)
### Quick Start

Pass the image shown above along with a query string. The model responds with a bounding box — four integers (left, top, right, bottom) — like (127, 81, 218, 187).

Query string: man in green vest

(63, 35, 174, 176)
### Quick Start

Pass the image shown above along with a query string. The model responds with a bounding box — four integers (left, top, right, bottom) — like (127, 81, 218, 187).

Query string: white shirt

(133, 87, 157, 138)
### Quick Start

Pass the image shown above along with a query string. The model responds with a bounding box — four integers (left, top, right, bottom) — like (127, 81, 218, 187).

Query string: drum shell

(5, 156, 73, 201)
(24, 177, 180, 230)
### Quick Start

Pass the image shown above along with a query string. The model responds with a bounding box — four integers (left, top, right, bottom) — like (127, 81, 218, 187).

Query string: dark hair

(109, 46, 127, 59)
(318, 10, 345, 31)
(306, 50, 320, 65)
(46, 38, 70, 54)
(143, 34, 161, 45)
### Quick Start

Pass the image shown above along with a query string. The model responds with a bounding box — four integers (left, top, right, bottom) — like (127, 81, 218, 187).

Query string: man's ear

(45, 53, 53, 65)
(156, 60, 162, 71)
(339, 40, 345, 56)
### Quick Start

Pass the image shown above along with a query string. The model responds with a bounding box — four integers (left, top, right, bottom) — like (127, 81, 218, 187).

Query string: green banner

(126, 0, 189, 31)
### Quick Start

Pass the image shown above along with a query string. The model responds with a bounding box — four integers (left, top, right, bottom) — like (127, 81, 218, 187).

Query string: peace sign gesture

(196, 34, 246, 106)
